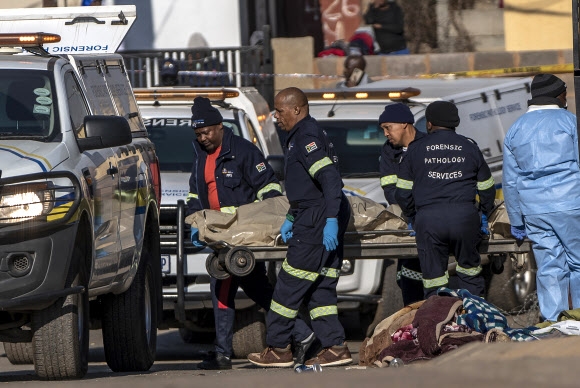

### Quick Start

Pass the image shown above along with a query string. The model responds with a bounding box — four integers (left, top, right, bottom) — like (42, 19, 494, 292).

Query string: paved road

(1, 310, 578, 387)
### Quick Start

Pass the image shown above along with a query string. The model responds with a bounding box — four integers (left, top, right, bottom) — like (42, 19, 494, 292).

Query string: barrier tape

(128, 63, 575, 80)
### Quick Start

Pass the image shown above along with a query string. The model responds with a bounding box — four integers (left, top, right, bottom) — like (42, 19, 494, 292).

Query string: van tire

(4, 342, 33, 365)
(32, 244, 90, 380)
(486, 252, 537, 314)
(365, 259, 404, 337)
(232, 306, 266, 359)
(102, 250, 158, 372)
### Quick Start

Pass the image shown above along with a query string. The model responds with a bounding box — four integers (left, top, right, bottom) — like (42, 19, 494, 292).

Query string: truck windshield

(317, 120, 384, 177)
(0, 70, 59, 140)
(146, 119, 241, 172)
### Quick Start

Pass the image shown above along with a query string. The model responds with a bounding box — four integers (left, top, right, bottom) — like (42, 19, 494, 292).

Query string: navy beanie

(426, 101, 460, 128)
(531, 74, 566, 98)
(191, 97, 223, 128)
(378, 103, 414, 124)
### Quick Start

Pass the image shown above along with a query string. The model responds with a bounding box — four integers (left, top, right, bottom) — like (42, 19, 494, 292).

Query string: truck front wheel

(32, 244, 90, 380)
(232, 305, 266, 358)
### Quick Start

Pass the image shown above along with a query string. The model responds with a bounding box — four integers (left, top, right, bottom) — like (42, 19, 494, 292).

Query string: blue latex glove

(511, 225, 527, 241)
(407, 222, 416, 237)
(481, 214, 489, 235)
(323, 218, 339, 251)
(280, 218, 293, 243)
(190, 227, 205, 247)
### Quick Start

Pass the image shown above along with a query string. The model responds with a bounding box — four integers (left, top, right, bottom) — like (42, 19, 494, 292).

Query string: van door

(64, 70, 121, 287)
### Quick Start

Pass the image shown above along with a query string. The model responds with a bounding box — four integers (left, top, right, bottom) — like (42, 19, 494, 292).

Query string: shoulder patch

(256, 162, 266, 172)
(305, 141, 318, 153)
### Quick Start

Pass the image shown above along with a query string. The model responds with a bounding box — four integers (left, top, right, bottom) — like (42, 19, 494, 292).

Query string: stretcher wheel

(205, 252, 230, 280)
(224, 247, 255, 277)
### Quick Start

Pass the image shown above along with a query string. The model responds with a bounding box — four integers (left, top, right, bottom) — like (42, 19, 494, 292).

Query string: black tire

(101, 250, 158, 372)
(486, 252, 537, 314)
(232, 305, 266, 359)
(31, 245, 90, 380)
(4, 342, 33, 365)
(365, 259, 404, 337)
(178, 328, 215, 344)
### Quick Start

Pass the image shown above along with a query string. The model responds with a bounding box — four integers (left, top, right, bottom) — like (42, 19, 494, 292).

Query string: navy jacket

(380, 129, 426, 206)
(186, 126, 282, 215)
(395, 129, 496, 220)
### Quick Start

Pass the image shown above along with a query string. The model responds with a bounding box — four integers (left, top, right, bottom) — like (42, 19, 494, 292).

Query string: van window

(317, 120, 383, 177)
(245, 118, 263, 153)
(145, 118, 241, 172)
(64, 72, 90, 138)
(0, 70, 59, 139)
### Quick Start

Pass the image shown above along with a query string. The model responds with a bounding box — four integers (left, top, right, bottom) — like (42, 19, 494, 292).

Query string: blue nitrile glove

(280, 218, 293, 243)
(322, 218, 339, 251)
(481, 214, 489, 235)
(511, 225, 527, 241)
(407, 222, 416, 237)
(190, 227, 205, 247)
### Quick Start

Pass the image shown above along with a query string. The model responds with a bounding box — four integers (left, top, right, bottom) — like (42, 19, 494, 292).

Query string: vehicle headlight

(0, 182, 54, 224)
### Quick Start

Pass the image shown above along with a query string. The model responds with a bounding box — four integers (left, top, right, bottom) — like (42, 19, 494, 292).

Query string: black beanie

(191, 97, 223, 128)
(379, 103, 414, 124)
(425, 101, 460, 128)
(531, 74, 566, 98)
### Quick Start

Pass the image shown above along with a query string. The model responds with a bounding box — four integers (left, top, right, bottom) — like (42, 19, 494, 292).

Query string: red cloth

(204, 145, 221, 211)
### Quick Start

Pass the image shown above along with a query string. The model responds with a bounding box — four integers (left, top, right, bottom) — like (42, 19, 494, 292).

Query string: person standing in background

(363, 0, 409, 55)
(503, 73, 580, 322)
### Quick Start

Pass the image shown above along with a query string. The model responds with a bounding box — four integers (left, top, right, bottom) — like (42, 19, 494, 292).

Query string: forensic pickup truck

(0, 6, 162, 380)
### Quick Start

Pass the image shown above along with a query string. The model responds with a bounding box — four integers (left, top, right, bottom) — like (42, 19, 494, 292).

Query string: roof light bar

(0, 33, 61, 47)
(134, 88, 240, 101)
(306, 88, 421, 101)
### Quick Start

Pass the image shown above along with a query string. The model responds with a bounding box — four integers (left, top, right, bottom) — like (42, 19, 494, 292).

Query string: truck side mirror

(77, 115, 133, 152)
(266, 154, 285, 182)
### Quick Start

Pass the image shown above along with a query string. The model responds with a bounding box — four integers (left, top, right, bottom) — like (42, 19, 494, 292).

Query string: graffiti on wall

(319, 0, 362, 47)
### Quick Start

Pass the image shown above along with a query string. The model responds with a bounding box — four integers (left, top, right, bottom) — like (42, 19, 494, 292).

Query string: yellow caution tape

(419, 63, 574, 78)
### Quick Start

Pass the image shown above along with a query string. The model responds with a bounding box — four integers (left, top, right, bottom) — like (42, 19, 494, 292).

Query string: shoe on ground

(294, 333, 322, 365)
(197, 352, 232, 370)
(247, 345, 293, 367)
(305, 343, 352, 367)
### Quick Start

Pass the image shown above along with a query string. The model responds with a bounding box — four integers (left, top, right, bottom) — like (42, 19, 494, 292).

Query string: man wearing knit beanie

(379, 103, 425, 306)
(503, 73, 580, 322)
(186, 96, 313, 369)
(395, 100, 496, 299)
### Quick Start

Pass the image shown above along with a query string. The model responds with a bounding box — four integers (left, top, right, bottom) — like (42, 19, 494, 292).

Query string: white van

(0, 6, 162, 380)
(304, 76, 535, 329)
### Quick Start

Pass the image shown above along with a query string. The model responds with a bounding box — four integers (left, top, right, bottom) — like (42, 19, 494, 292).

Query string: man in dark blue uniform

(186, 97, 312, 369)
(248, 87, 352, 367)
(379, 103, 425, 305)
(395, 101, 495, 298)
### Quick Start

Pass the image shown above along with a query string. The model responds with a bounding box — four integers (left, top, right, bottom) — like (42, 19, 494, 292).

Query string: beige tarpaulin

(184, 197, 513, 247)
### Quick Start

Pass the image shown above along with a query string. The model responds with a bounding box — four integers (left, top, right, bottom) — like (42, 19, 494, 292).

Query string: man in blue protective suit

(186, 97, 313, 369)
(379, 103, 425, 305)
(248, 87, 352, 368)
(503, 73, 580, 322)
(395, 101, 496, 298)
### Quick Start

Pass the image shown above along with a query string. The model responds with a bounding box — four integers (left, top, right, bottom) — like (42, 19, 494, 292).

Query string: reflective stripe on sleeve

(422, 271, 449, 289)
(456, 264, 482, 276)
(380, 175, 398, 187)
(477, 177, 495, 190)
(256, 182, 283, 201)
(282, 259, 319, 282)
(220, 206, 237, 214)
(396, 178, 413, 190)
(310, 305, 338, 319)
(187, 193, 199, 200)
(308, 157, 333, 177)
(270, 300, 298, 319)
(320, 267, 340, 278)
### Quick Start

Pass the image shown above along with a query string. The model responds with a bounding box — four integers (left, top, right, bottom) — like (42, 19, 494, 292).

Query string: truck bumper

(0, 224, 78, 311)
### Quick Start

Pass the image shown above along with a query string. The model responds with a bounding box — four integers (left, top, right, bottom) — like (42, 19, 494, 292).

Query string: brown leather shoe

(248, 345, 293, 367)
(305, 343, 352, 367)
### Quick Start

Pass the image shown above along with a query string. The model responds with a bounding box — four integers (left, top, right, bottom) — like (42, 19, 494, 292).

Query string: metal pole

(262, 24, 274, 109)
